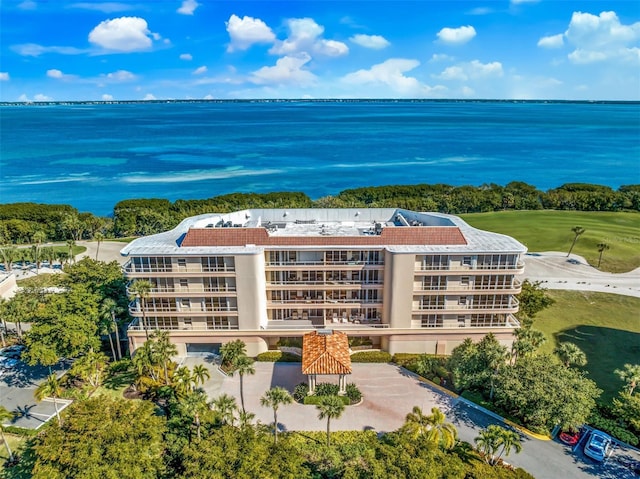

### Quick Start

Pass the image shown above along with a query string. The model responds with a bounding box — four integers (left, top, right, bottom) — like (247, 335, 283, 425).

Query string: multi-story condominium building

(121, 208, 526, 356)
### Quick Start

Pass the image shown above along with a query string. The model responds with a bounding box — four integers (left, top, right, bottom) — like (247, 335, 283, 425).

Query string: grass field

(534, 290, 640, 403)
(460, 210, 640, 273)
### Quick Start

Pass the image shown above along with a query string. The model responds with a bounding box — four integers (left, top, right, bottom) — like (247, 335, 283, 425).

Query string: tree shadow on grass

(103, 370, 136, 390)
(553, 326, 640, 401)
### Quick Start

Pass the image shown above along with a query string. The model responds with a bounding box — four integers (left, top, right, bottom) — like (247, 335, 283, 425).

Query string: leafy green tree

(612, 391, 640, 432)
(150, 330, 177, 385)
(516, 280, 554, 322)
(511, 327, 546, 363)
(316, 395, 345, 447)
(35, 374, 63, 424)
(0, 406, 15, 463)
(210, 394, 237, 427)
(554, 342, 587, 367)
(567, 226, 585, 257)
(401, 406, 457, 450)
(232, 354, 255, 415)
(69, 348, 109, 388)
(65, 239, 76, 263)
(597, 242, 610, 268)
(0, 245, 17, 272)
(99, 298, 119, 360)
(31, 230, 47, 275)
(260, 386, 293, 444)
(30, 396, 165, 479)
(180, 390, 210, 441)
(615, 363, 640, 395)
(128, 279, 153, 340)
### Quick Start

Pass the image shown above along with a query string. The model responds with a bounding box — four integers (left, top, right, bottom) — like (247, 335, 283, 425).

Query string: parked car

(559, 429, 582, 446)
(584, 430, 612, 462)
(0, 345, 25, 360)
(0, 356, 19, 370)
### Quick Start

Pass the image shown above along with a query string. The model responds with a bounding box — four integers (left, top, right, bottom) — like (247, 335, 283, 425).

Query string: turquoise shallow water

(1, 100, 639, 215)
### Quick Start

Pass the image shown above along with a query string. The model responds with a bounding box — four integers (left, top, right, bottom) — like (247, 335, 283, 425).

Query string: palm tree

(181, 390, 208, 441)
(232, 354, 255, 414)
(615, 364, 640, 395)
(474, 425, 502, 465)
(191, 364, 210, 389)
(494, 427, 522, 464)
(173, 366, 194, 397)
(567, 226, 585, 257)
(69, 348, 109, 388)
(316, 395, 345, 447)
(99, 298, 118, 360)
(260, 386, 293, 444)
(210, 393, 237, 426)
(32, 230, 47, 275)
(129, 279, 153, 340)
(151, 330, 177, 385)
(94, 232, 105, 260)
(0, 245, 17, 272)
(0, 406, 15, 463)
(597, 242, 610, 268)
(511, 327, 547, 363)
(554, 342, 587, 367)
(220, 339, 246, 368)
(66, 239, 76, 264)
(402, 406, 457, 450)
(35, 374, 63, 425)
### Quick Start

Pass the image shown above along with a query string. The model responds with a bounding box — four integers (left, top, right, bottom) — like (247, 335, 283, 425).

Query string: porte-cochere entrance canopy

(302, 330, 352, 394)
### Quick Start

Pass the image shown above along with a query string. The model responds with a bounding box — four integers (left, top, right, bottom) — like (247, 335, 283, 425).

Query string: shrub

(348, 337, 372, 347)
(392, 353, 422, 366)
(255, 351, 301, 362)
(314, 383, 340, 397)
(589, 408, 639, 446)
(350, 351, 392, 363)
(3, 425, 37, 436)
(109, 358, 133, 373)
(277, 338, 303, 348)
(304, 395, 350, 406)
(293, 382, 309, 402)
(345, 383, 362, 404)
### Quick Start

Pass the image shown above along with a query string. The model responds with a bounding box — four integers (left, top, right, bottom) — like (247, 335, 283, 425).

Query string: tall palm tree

(66, 239, 76, 264)
(219, 339, 246, 368)
(182, 390, 208, 441)
(260, 386, 293, 444)
(402, 406, 457, 450)
(69, 348, 109, 388)
(597, 242, 610, 268)
(494, 427, 522, 464)
(554, 342, 587, 367)
(99, 298, 118, 360)
(191, 364, 210, 388)
(232, 354, 255, 414)
(94, 232, 105, 260)
(35, 374, 63, 425)
(0, 406, 15, 463)
(210, 393, 237, 426)
(32, 230, 47, 275)
(474, 425, 502, 465)
(615, 363, 640, 395)
(0, 245, 17, 272)
(173, 366, 194, 397)
(316, 395, 345, 447)
(567, 226, 585, 257)
(151, 330, 177, 385)
(129, 279, 153, 340)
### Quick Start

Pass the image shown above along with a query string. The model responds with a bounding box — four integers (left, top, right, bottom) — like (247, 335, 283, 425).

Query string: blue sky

(1, 0, 639, 101)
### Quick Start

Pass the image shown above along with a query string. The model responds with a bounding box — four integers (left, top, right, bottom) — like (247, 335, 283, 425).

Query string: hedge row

(255, 351, 301, 362)
(303, 395, 351, 406)
(350, 351, 392, 363)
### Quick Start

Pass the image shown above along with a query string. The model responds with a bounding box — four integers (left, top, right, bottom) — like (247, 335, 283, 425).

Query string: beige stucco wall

(0, 273, 18, 299)
(234, 253, 268, 330)
(384, 252, 416, 329)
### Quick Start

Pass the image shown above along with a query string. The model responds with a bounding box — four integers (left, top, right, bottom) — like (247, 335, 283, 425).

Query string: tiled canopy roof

(302, 330, 352, 375)
(180, 226, 466, 247)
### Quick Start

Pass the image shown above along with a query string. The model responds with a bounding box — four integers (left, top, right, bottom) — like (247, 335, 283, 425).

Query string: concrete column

(384, 251, 416, 329)
(308, 374, 316, 394)
(234, 252, 268, 329)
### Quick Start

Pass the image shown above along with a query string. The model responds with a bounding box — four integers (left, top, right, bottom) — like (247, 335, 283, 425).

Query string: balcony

(128, 302, 238, 316)
(126, 283, 236, 297)
(127, 318, 239, 332)
(414, 279, 522, 294)
(124, 260, 235, 276)
(416, 262, 525, 274)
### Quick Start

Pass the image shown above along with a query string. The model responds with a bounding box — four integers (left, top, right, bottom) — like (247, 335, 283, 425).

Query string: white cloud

(467, 7, 493, 15)
(226, 14, 275, 52)
(193, 66, 207, 75)
(342, 58, 431, 96)
(538, 34, 564, 48)
(270, 18, 349, 57)
(104, 70, 136, 81)
(34, 94, 53, 101)
(203, 94, 214, 100)
(70, 2, 134, 13)
(437, 25, 476, 45)
(430, 53, 454, 62)
(143, 93, 156, 100)
(11, 43, 85, 56)
(177, 0, 199, 15)
(436, 60, 503, 81)
(350, 34, 390, 49)
(89, 17, 156, 52)
(511, 0, 539, 4)
(18, 1, 37, 10)
(250, 53, 316, 86)
(180, 53, 192, 61)
(564, 11, 640, 64)
(46, 69, 64, 78)
(102, 94, 114, 101)
(0, 72, 9, 81)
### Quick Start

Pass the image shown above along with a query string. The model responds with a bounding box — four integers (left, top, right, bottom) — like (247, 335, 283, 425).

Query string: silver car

(584, 430, 612, 462)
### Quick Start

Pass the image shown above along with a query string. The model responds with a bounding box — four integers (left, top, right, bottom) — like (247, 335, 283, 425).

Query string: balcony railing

(268, 298, 382, 305)
(267, 279, 384, 285)
(127, 318, 239, 331)
(266, 260, 384, 267)
(418, 263, 524, 271)
(129, 304, 238, 315)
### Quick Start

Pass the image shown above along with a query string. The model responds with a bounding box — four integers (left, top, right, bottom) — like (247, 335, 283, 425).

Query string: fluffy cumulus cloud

(437, 25, 476, 45)
(143, 93, 156, 100)
(0, 72, 9, 81)
(342, 58, 438, 96)
(564, 11, 640, 64)
(19, 93, 53, 102)
(226, 14, 275, 52)
(46, 69, 64, 78)
(88, 17, 156, 52)
(538, 34, 564, 48)
(180, 53, 193, 61)
(102, 94, 114, 101)
(349, 34, 390, 49)
(250, 53, 316, 86)
(270, 18, 348, 57)
(104, 70, 136, 81)
(436, 60, 503, 81)
(177, 0, 199, 15)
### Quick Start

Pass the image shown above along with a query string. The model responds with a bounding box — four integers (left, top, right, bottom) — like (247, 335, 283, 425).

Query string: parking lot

(0, 357, 72, 429)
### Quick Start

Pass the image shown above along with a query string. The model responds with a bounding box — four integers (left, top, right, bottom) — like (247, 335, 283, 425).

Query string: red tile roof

(302, 330, 352, 375)
(180, 226, 466, 247)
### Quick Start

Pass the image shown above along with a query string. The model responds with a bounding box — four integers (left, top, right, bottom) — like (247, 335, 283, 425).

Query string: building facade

(121, 208, 526, 356)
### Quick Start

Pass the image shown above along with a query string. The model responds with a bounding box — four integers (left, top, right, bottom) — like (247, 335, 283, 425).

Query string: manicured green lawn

(460, 210, 640, 273)
(534, 290, 640, 403)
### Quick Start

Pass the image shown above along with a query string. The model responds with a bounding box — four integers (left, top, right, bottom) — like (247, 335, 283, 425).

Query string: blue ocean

(1, 100, 639, 216)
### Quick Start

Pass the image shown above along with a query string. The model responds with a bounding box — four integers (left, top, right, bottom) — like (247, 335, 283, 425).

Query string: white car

(0, 356, 18, 369)
(584, 430, 612, 462)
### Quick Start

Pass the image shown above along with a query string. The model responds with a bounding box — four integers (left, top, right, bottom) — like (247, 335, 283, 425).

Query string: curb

(400, 366, 551, 441)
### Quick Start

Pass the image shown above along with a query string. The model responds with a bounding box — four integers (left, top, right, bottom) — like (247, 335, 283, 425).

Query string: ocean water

(1, 100, 639, 216)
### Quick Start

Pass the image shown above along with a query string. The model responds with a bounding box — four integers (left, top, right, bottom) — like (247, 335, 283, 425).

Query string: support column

(308, 374, 316, 395)
(338, 374, 346, 394)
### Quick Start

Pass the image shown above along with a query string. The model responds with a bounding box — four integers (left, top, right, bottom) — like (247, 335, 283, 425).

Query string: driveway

(203, 361, 639, 479)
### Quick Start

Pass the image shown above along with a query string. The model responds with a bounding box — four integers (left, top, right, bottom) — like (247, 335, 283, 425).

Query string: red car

(559, 430, 582, 446)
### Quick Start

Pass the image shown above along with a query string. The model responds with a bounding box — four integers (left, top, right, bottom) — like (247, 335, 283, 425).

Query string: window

(463, 256, 472, 266)
(179, 279, 188, 287)
(180, 298, 190, 308)
(177, 258, 187, 267)
(458, 297, 467, 306)
(460, 276, 470, 286)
